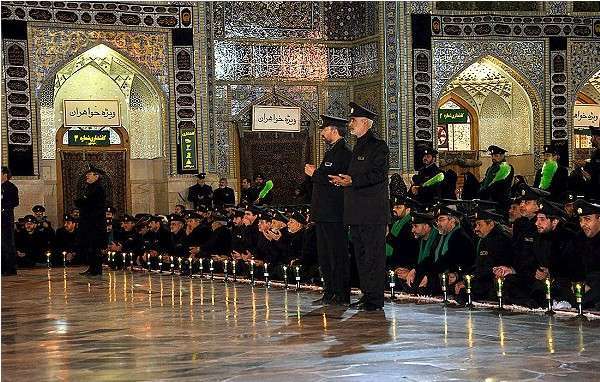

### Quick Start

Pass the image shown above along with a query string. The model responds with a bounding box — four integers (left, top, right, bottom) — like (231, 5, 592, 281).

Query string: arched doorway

(40, 43, 167, 219)
(56, 126, 130, 222)
(233, 94, 315, 205)
(572, 68, 600, 167)
(437, 56, 539, 182)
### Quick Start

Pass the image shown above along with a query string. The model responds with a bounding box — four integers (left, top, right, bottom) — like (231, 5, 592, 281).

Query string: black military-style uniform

(188, 183, 213, 210)
(412, 163, 444, 204)
(213, 186, 235, 208)
(386, 216, 418, 270)
(433, 226, 475, 277)
(585, 148, 600, 200)
(344, 129, 390, 308)
(311, 137, 352, 303)
(533, 163, 569, 201)
(75, 175, 106, 274)
(201, 225, 232, 258)
(169, 228, 186, 258)
(15, 228, 47, 267)
(460, 224, 513, 301)
(54, 227, 80, 264)
(1, 177, 19, 275)
(577, 231, 600, 309)
(479, 160, 514, 209)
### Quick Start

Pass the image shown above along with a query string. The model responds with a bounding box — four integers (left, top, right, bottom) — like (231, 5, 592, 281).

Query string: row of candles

(48, 250, 586, 316)
(389, 271, 585, 317)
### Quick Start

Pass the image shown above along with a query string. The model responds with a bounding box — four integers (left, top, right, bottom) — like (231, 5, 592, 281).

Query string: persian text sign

(252, 105, 301, 132)
(180, 128, 198, 171)
(438, 108, 468, 124)
(68, 130, 110, 146)
(63, 100, 121, 127)
(574, 105, 600, 128)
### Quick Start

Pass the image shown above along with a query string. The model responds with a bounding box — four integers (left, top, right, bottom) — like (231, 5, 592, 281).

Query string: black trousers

(316, 222, 349, 302)
(350, 224, 387, 307)
(1, 213, 17, 275)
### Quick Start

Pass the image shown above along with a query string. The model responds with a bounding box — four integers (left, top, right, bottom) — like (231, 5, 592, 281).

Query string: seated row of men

(385, 183, 600, 311)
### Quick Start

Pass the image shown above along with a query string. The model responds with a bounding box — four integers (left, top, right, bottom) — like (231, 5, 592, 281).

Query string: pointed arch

(437, 91, 480, 151)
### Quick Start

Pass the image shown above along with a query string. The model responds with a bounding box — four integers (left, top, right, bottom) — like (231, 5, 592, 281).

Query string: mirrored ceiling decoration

(213, 1, 322, 39)
(323, 1, 378, 41)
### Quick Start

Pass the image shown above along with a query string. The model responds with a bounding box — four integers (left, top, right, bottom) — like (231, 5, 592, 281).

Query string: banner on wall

(574, 104, 600, 128)
(67, 130, 110, 146)
(252, 105, 301, 132)
(63, 100, 121, 128)
(438, 108, 468, 124)
(179, 128, 198, 171)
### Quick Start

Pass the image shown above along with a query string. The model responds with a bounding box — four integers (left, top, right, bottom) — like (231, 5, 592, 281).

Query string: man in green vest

(533, 143, 568, 201)
(386, 195, 419, 289)
(479, 145, 514, 210)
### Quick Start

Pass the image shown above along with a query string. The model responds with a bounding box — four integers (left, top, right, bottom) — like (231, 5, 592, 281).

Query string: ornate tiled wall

(551, 51, 568, 141)
(3, 40, 32, 148)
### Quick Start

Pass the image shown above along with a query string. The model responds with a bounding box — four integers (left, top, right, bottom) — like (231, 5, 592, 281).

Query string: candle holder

(545, 278, 555, 315)
(440, 272, 449, 305)
(178, 257, 183, 272)
(146, 252, 151, 271)
(295, 265, 301, 290)
(129, 252, 134, 270)
(189, 256, 194, 278)
(232, 260, 237, 282)
(199, 258, 204, 277)
(574, 282, 584, 317)
(224, 259, 229, 282)
(283, 265, 289, 289)
(62, 251, 67, 267)
(158, 255, 163, 273)
(496, 277, 504, 310)
(209, 259, 214, 280)
(170, 256, 175, 274)
(263, 262, 270, 288)
(465, 275, 473, 309)
(46, 251, 51, 268)
(122, 252, 126, 270)
(389, 270, 396, 299)
(319, 267, 324, 285)
(250, 260, 255, 286)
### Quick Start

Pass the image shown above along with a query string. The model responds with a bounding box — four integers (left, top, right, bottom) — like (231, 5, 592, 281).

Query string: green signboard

(68, 130, 110, 146)
(438, 108, 468, 124)
(180, 128, 198, 171)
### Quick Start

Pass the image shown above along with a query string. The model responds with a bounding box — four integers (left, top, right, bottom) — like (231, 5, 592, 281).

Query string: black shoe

(312, 296, 334, 306)
(349, 296, 366, 308)
(357, 303, 383, 312)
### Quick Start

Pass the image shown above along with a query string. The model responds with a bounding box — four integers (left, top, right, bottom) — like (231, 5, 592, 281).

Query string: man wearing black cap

(533, 144, 568, 201)
(386, 196, 419, 284)
(454, 208, 513, 304)
(305, 114, 352, 305)
(54, 214, 80, 265)
(479, 145, 514, 209)
(15, 215, 47, 267)
(404, 210, 440, 294)
(329, 102, 390, 311)
(572, 199, 600, 309)
(188, 173, 213, 210)
(571, 126, 600, 200)
(75, 165, 106, 276)
(167, 214, 187, 258)
(2, 166, 19, 275)
(213, 178, 236, 208)
(411, 145, 445, 203)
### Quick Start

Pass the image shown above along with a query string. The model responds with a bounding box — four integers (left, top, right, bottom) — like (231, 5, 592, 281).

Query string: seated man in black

(15, 215, 48, 267)
(386, 195, 419, 286)
(109, 214, 140, 264)
(573, 199, 600, 310)
(54, 214, 80, 265)
(286, 211, 319, 283)
(202, 214, 233, 266)
(403, 210, 441, 295)
(455, 209, 513, 304)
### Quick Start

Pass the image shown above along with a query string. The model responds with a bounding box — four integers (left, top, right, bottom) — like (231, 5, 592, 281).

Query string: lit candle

(465, 275, 473, 308)
(250, 259, 255, 286)
(170, 256, 175, 274)
(158, 255, 163, 273)
(62, 251, 67, 267)
(497, 277, 504, 310)
(545, 278, 554, 315)
(264, 262, 269, 288)
(129, 252, 134, 269)
(232, 260, 237, 282)
(199, 258, 204, 277)
(46, 251, 51, 268)
(210, 259, 214, 279)
(146, 252, 151, 271)
(441, 273, 448, 304)
(389, 270, 396, 298)
(283, 265, 289, 289)
(575, 282, 583, 316)
(178, 257, 183, 272)
(224, 259, 229, 282)
(295, 265, 301, 290)
(188, 256, 194, 278)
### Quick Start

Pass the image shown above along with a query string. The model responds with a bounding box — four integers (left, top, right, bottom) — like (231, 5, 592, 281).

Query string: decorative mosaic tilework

(323, 1, 378, 41)
(550, 51, 568, 141)
(213, 1, 321, 39)
(1, 1, 192, 28)
(569, 40, 600, 96)
(3, 40, 32, 146)
(383, 1, 401, 168)
(413, 49, 433, 143)
(431, 39, 545, 103)
(326, 87, 350, 118)
(352, 42, 379, 77)
(353, 82, 383, 138)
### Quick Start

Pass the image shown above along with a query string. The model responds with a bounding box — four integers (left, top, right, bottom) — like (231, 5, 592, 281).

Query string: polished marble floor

(2, 267, 600, 381)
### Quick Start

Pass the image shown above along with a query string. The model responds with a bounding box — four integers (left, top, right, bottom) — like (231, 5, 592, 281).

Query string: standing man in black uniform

(76, 166, 106, 276)
(533, 144, 569, 201)
(305, 114, 353, 305)
(187, 173, 213, 210)
(213, 177, 236, 208)
(330, 102, 390, 311)
(479, 145, 514, 209)
(410, 146, 444, 204)
(2, 166, 19, 275)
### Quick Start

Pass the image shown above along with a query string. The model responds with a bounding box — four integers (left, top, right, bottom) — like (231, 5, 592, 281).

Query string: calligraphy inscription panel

(64, 100, 121, 127)
(252, 105, 301, 132)
(574, 104, 600, 128)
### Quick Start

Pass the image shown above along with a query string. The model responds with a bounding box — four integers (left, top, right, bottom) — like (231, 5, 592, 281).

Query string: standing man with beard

(479, 145, 514, 209)
(76, 166, 106, 276)
(330, 102, 390, 311)
(410, 145, 444, 204)
(2, 166, 19, 275)
(305, 115, 352, 305)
